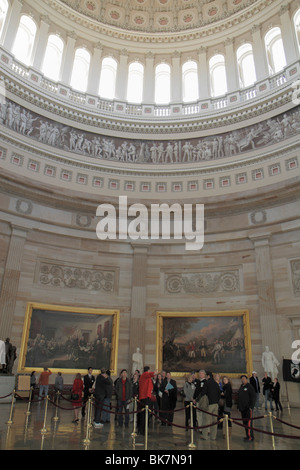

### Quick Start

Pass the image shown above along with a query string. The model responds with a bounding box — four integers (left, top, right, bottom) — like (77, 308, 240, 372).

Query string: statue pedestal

(0, 375, 16, 403)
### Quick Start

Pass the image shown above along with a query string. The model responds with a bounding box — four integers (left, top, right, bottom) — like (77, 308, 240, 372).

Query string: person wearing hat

(250, 371, 260, 411)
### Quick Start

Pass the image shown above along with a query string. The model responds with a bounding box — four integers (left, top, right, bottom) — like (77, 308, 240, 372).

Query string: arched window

(0, 0, 8, 37)
(182, 60, 199, 102)
(155, 63, 171, 104)
(42, 34, 64, 82)
(294, 8, 300, 50)
(99, 57, 117, 99)
(237, 43, 256, 88)
(264, 27, 286, 75)
(127, 62, 144, 103)
(70, 47, 91, 92)
(209, 54, 227, 97)
(12, 15, 37, 65)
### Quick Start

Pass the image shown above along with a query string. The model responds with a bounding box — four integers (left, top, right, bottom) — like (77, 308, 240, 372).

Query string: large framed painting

(156, 310, 253, 378)
(18, 303, 120, 375)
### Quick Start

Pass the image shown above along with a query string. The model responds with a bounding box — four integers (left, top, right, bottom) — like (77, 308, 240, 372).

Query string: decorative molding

(164, 270, 241, 294)
(1, 47, 298, 137)
(250, 209, 267, 225)
(37, 260, 118, 292)
(1, 94, 299, 168)
(290, 259, 300, 297)
(76, 214, 92, 227)
(43, 0, 274, 37)
(15, 199, 33, 215)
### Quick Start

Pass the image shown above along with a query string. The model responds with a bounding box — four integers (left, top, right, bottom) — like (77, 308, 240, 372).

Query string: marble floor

(0, 397, 299, 452)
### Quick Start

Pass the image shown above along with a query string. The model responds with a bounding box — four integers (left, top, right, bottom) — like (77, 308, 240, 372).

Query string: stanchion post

(88, 396, 94, 429)
(284, 381, 291, 416)
(87, 396, 92, 428)
(269, 411, 276, 450)
(224, 414, 230, 450)
(83, 397, 92, 445)
(53, 391, 60, 422)
(26, 388, 32, 416)
(131, 397, 137, 438)
(188, 402, 196, 449)
(41, 395, 49, 434)
(145, 405, 149, 451)
(6, 389, 15, 425)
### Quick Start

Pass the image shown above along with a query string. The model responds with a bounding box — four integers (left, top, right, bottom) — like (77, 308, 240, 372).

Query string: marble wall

(0, 182, 299, 405)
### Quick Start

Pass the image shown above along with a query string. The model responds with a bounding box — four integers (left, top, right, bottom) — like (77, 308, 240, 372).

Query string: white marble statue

(0, 340, 6, 369)
(132, 347, 143, 375)
(261, 346, 280, 380)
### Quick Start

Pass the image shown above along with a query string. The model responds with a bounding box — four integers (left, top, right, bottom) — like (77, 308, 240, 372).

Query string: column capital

(251, 23, 261, 34)
(120, 48, 129, 57)
(172, 50, 181, 59)
(40, 14, 51, 25)
(131, 242, 151, 253)
(225, 37, 234, 46)
(249, 232, 272, 246)
(93, 41, 103, 51)
(197, 46, 207, 55)
(10, 224, 30, 238)
(279, 4, 289, 16)
(67, 30, 77, 41)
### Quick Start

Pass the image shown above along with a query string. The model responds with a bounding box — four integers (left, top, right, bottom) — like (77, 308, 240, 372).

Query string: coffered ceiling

(58, 0, 256, 33)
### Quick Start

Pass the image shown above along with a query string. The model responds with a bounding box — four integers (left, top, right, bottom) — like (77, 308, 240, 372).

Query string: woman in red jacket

(138, 366, 158, 435)
(72, 373, 84, 423)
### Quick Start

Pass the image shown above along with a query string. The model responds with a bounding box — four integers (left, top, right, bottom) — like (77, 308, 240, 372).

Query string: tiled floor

(0, 396, 299, 451)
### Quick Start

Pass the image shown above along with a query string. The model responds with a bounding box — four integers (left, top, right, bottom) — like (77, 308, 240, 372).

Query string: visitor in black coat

(160, 372, 177, 425)
(237, 375, 256, 441)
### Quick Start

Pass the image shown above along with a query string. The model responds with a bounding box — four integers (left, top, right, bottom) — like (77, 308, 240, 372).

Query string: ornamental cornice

(1, 123, 300, 179)
(1, 165, 300, 226)
(1, 63, 297, 138)
(35, 0, 284, 44)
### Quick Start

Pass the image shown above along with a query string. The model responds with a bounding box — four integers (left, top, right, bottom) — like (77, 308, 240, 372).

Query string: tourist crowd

(31, 366, 282, 442)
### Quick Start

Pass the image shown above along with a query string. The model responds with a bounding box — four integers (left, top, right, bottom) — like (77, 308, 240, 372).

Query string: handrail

(1, 46, 298, 126)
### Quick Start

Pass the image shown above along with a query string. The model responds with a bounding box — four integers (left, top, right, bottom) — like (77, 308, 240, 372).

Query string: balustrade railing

(1, 47, 299, 123)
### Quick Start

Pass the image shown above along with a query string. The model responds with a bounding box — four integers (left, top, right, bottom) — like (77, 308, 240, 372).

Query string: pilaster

(0, 225, 28, 339)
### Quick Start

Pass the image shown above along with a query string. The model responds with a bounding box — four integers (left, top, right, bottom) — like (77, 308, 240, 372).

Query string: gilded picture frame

(18, 302, 120, 375)
(156, 310, 253, 378)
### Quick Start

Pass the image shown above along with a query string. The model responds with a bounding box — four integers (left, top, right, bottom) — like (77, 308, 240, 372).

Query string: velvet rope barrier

(93, 399, 141, 416)
(5, 391, 300, 448)
(230, 416, 300, 440)
(0, 391, 14, 399)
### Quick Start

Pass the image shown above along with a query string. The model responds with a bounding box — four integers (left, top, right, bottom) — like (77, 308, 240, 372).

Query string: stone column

(250, 234, 281, 373)
(198, 46, 209, 99)
(1, 0, 23, 50)
(251, 24, 269, 81)
(143, 52, 155, 103)
(32, 15, 50, 70)
(279, 5, 298, 65)
(0, 226, 28, 339)
(129, 243, 150, 369)
(115, 49, 128, 101)
(171, 51, 181, 102)
(225, 37, 239, 92)
(60, 32, 77, 86)
(87, 42, 103, 95)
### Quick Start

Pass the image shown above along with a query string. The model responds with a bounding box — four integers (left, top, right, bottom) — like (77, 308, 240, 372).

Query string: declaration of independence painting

(156, 310, 252, 377)
(19, 303, 120, 375)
